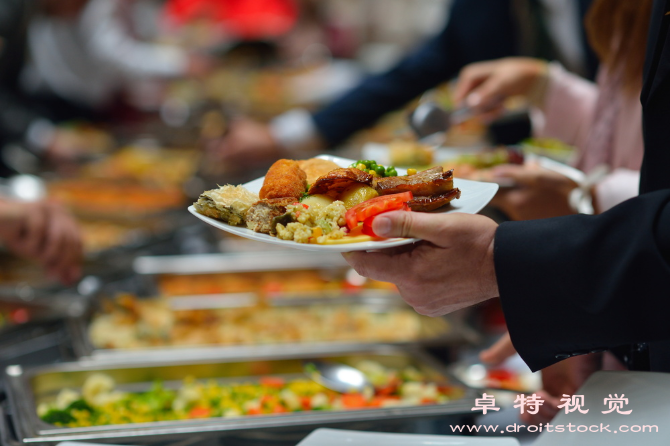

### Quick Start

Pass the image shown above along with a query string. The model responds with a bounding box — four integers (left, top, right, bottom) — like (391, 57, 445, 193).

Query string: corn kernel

(368, 170, 378, 177)
(356, 163, 367, 170)
(407, 168, 417, 175)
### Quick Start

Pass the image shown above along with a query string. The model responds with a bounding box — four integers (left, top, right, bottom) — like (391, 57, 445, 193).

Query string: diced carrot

(246, 407, 262, 416)
(341, 393, 367, 408)
(272, 405, 288, 414)
(301, 396, 312, 410)
(188, 406, 211, 418)
(347, 224, 365, 238)
(420, 398, 437, 405)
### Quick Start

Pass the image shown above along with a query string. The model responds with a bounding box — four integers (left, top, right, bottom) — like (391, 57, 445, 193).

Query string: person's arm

(530, 62, 598, 148)
(343, 190, 670, 373)
(311, 0, 517, 147)
(495, 189, 670, 372)
(80, 0, 189, 78)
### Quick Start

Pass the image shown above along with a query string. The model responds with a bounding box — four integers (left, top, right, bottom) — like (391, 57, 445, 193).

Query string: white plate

(297, 428, 520, 446)
(189, 155, 499, 252)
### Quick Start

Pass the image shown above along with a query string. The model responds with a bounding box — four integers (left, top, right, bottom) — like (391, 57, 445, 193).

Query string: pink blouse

(531, 63, 644, 212)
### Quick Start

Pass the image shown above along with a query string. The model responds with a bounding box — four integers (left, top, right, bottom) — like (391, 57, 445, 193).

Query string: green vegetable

(67, 399, 94, 413)
(271, 213, 294, 234)
(374, 165, 386, 176)
(42, 409, 75, 425)
(386, 166, 398, 177)
(304, 362, 318, 374)
(316, 219, 332, 234)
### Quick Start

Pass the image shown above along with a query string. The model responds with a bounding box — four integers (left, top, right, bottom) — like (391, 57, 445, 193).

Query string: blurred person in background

(449, 0, 651, 424)
(0, 198, 82, 285)
(453, 0, 649, 221)
(0, 0, 211, 174)
(213, 0, 598, 168)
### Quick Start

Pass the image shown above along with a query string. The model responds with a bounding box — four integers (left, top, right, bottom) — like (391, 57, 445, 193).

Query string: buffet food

(87, 294, 445, 349)
(157, 270, 397, 298)
(194, 157, 461, 245)
(38, 360, 463, 427)
(81, 146, 200, 188)
(49, 180, 185, 217)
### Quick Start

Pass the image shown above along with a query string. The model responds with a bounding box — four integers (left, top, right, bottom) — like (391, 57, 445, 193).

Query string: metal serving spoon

(304, 360, 372, 393)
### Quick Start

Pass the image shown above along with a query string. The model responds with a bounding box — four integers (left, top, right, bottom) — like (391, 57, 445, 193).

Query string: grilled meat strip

(374, 166, 454, 197)
(407, 188, 461, 212)
(307, 168, 373, 195)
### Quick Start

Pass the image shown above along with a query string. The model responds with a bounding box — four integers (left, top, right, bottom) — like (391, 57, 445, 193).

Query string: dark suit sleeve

(0, 0, 46, 144)
(311, 0, 518, 147)
(494, 190, 670, 372)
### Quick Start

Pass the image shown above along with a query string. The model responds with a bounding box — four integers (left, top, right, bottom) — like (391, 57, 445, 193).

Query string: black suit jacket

(495, 0, 670, 373)
(311, 0, 597, 148)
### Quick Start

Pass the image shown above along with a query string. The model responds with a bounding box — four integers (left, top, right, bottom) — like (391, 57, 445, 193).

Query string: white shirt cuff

(269, 109, 320, 152)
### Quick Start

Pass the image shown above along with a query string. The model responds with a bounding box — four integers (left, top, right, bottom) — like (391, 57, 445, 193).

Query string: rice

(275, 201, 348, 244)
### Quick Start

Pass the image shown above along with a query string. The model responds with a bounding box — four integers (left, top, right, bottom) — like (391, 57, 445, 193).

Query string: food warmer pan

(4, 346, 477, 445)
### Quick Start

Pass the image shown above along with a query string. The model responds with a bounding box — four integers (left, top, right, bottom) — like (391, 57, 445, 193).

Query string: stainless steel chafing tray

(5, 346, 477, 445)
(67, 292, 479, 363)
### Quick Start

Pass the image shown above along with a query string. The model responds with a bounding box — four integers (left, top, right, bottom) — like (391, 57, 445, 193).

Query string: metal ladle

(304, 360, 372, 393)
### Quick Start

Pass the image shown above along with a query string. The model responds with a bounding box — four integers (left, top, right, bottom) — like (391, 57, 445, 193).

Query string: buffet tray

(4, 346, 477, 445)
(67, 292, 479, 363)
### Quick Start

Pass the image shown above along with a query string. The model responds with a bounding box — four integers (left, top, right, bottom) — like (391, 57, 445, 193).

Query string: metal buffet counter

(0, 249, 483, 446)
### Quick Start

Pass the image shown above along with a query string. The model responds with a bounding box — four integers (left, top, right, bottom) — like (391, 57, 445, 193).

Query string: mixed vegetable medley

(38, 361, 463, 427)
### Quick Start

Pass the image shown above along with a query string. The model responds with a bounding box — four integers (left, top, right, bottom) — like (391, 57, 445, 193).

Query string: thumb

(479, 332, 517, 366)
(371, 210, 455, 245)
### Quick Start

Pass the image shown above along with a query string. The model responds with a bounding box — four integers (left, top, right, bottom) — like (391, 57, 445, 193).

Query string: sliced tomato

(345, 192, 413, 230)
(361, 203, 410, 237)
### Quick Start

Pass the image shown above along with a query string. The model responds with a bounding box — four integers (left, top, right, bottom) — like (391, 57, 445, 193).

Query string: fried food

(307, 168, 373, 196)
(407, 188, 461, 211)
(246, 197, 295, 234)
(259, 159, 307, 200)
(297, 158, 340, 185)
(374, 166, 454, 196)
(194, 185, 259, 226)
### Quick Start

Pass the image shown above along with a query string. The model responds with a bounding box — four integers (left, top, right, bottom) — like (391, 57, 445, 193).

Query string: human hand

(453, 58, 548, 120)
(209, 118, 285, 169)
(0, 200, 83, 285)
(343, 211, 499, 316)
(480, 332, 601, 424)
(489, 163, 578, 220)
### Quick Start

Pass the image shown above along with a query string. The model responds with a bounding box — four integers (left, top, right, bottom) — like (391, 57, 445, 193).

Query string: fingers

(491, 165, 539, 186)
(453, 61, 497, 105)
(480, 332, 517, 366)
(43, 204, 83, 284)
(18, 203, 48, 258)
(342, 250, 403, 282)
(3, 201, 83, 285)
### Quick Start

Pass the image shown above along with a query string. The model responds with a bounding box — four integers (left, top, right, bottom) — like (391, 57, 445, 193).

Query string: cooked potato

(339, 184, 379, 209)
(301, 194, 335, 209)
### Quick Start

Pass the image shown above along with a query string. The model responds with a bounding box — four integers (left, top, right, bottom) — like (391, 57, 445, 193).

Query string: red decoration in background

(164, 0, 298, 40)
